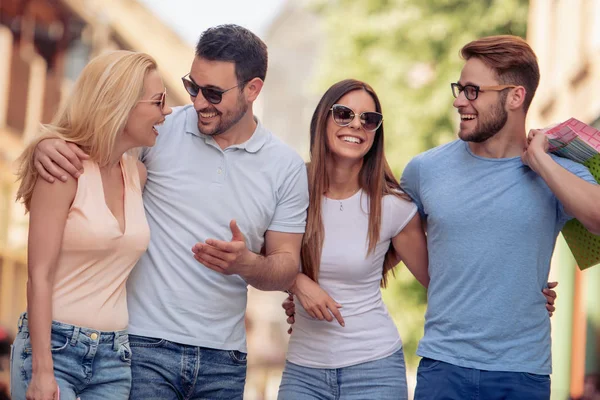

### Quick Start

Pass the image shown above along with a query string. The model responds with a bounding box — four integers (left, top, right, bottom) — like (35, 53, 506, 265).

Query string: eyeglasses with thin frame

(451, 83, 517, 101)
(330, 104, 383, 132)
(181, 73, 243, 105)
(138, 90, 167, 109)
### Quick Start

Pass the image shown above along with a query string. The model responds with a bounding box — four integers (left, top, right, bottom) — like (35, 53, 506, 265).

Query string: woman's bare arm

(25, 175, 76, 397)
(392, 213, 429, 288)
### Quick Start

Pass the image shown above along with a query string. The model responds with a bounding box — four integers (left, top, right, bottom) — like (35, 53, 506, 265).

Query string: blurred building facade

(0, 0, 191, 333)
(258, 1, 324, 160)
(0, 0, 192, 394)
(528, 1, 600, 399)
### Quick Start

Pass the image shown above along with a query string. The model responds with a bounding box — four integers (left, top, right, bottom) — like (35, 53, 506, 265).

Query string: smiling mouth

(199, 111, 219, 119)
(339, 135, 363, 144)
(460, 114, 477, 121)
(152, 120, 165, 135)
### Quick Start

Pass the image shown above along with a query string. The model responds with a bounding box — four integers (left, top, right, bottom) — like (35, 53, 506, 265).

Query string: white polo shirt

(126, 105, 308, 352)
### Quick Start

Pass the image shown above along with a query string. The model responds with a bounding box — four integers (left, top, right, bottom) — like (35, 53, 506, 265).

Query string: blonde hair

(16, 50, 158, 210)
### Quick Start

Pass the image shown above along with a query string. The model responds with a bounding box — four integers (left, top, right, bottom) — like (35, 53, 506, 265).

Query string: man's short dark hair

(195, 24, 268, 86)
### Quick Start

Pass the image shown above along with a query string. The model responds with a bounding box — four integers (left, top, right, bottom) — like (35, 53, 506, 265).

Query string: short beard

(197, 92, 249, 136)
(460, 92, 508, 143)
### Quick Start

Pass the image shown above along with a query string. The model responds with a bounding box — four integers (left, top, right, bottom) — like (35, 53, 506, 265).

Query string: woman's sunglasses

(181, 73, 241, 105)
(138, 90, 167, 109)
(330, 104, 383, 132)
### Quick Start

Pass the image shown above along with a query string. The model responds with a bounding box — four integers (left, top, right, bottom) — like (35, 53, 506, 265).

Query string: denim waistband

(18, 313, 128, 350)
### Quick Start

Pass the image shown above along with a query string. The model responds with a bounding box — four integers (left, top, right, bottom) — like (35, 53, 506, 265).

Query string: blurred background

(0, 0, 599, 399)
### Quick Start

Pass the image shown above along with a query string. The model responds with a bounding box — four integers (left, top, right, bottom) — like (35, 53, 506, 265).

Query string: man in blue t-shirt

(401, 35, 600, 400)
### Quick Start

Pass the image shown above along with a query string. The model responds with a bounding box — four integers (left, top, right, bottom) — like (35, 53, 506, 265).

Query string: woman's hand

(292, 274, 345, 327)
(26, 371, 58, 400)
(544, 281, 558, 317)
(282, 293, 295, 334)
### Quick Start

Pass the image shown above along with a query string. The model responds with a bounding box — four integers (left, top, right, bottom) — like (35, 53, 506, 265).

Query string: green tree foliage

(310, 0, 529, 366)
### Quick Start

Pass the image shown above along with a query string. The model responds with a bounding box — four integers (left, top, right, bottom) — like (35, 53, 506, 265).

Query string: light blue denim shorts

(10, 313, 131, 400)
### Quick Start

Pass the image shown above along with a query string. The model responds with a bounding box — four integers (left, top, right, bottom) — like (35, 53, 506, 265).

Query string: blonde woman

(10, 50, 171, 400)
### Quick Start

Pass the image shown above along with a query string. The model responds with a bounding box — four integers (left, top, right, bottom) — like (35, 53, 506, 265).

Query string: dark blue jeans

(414, 357, 551, 400)
(128, 334, 247, 400)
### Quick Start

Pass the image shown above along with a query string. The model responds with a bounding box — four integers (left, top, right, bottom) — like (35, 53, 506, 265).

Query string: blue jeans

(10, 313, 131, 400)
(277, 348, 408, 400)
(414, 357, 551, 400)
(128, 334, 247, 399)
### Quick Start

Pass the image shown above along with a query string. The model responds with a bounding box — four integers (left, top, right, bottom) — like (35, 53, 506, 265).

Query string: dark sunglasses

(451, 82, 517, 101)
(330, 104, 383, 132)
(181, 73, 243, 105)
(138, 90, 167, 109)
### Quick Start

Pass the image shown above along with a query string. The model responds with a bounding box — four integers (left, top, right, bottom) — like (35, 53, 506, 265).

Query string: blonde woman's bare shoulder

(30, 174, 77, 212)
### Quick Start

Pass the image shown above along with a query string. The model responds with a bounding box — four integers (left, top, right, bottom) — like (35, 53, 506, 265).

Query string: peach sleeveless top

(52, 155, 150, 331)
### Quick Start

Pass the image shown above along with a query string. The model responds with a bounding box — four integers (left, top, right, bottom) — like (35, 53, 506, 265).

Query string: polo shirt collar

(185, 107, 268, 153)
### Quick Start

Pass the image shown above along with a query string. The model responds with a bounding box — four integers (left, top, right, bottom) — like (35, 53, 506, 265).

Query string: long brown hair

(302, 79, 410, 288)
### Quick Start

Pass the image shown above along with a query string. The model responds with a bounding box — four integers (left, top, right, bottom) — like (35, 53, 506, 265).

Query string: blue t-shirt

(400, 140, 597, 374)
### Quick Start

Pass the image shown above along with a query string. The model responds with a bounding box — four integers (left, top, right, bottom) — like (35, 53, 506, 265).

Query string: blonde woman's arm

(25, 175, 76, 400)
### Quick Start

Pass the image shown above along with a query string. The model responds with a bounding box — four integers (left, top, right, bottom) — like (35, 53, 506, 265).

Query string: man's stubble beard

(197, 93, 249, 136)
(459, 93, 508, 143)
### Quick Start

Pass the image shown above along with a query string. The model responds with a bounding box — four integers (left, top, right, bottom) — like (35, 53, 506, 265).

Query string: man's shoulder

(259, 129, 305, 168)
(550, 154, 589, 172)
(407, 140, 462, 166)
(147, 105, 195, 155)
(162, 105, 194, 128)
(419, 140, 462, 160)
(170, 104, 194, 117)
(550, 154, 597, 184)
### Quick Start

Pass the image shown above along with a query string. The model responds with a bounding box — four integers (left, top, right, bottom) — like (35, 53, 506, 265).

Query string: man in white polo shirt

(32, 25, 308, 399)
